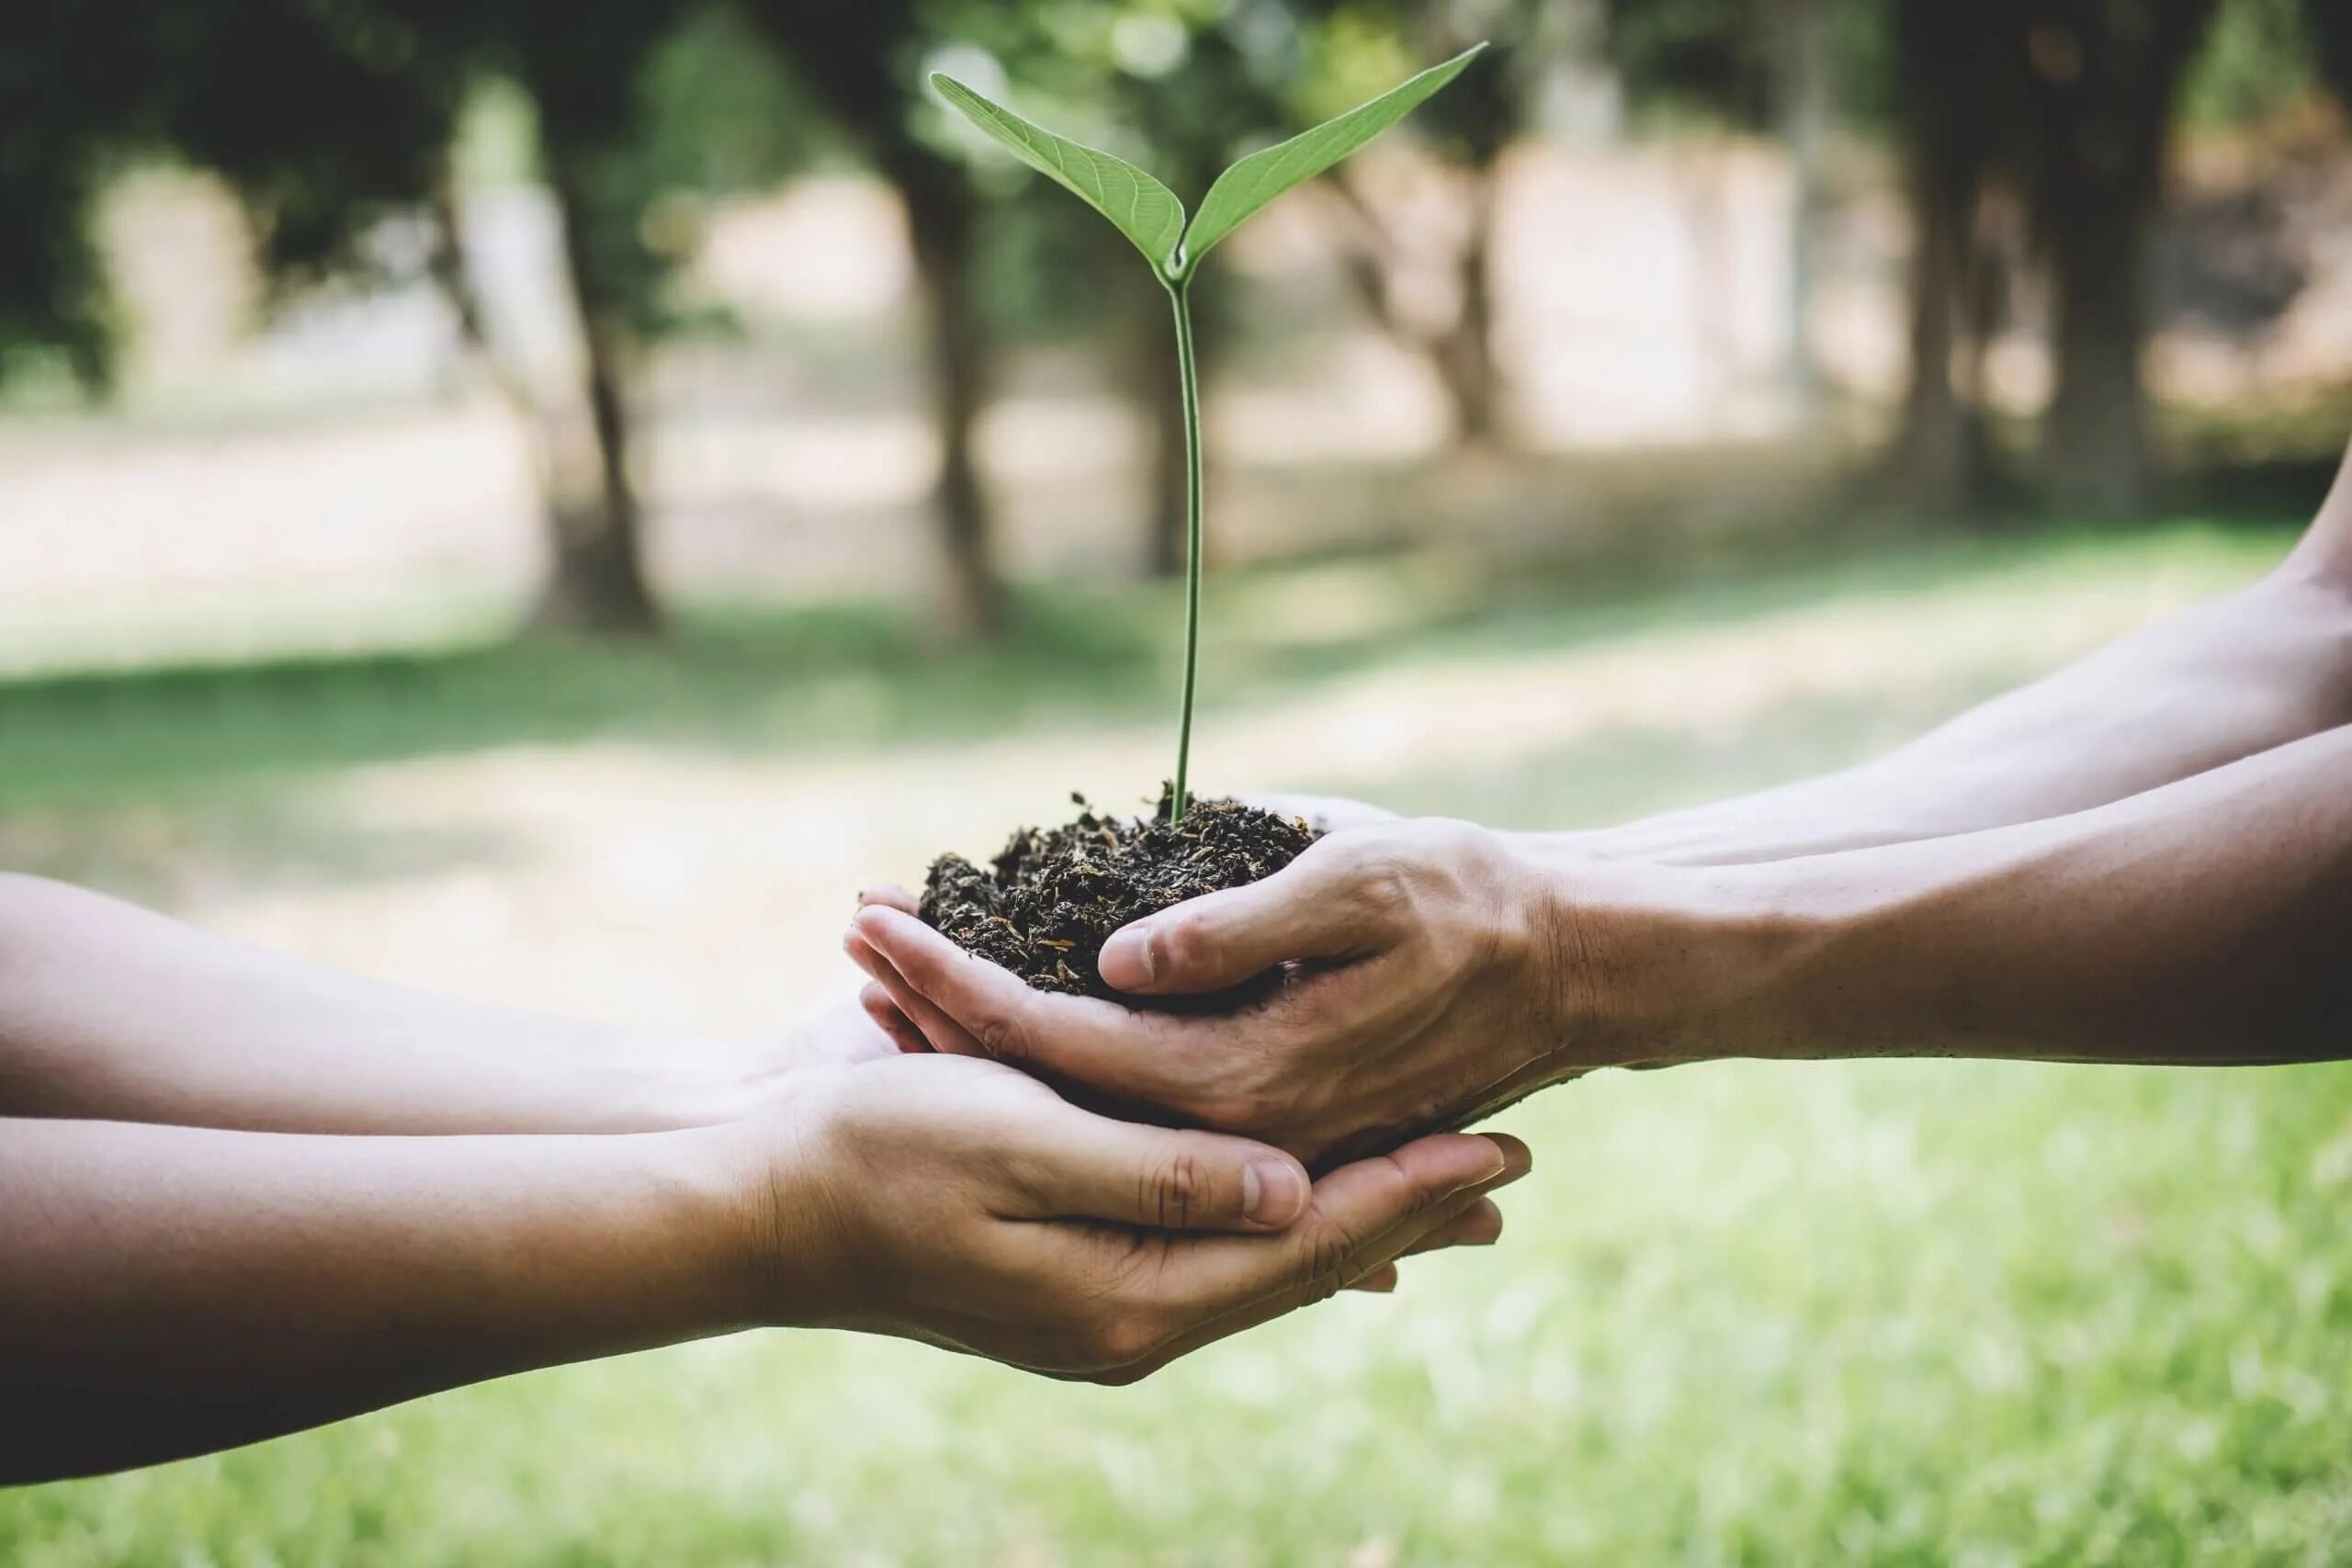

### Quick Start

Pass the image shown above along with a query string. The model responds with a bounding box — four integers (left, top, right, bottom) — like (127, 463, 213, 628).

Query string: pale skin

(853, 440, 2352, 1168)
(0, 875, 1528, 1485)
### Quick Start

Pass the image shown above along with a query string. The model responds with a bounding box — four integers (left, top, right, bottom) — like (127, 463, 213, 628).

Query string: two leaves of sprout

(931, 41, 1486, 281)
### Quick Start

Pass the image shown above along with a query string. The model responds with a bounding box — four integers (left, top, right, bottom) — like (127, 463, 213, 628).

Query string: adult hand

(629, 1001, 908, 1131)
(743, 1053, 1528, 1382)
(847, 818, 1667, 1167)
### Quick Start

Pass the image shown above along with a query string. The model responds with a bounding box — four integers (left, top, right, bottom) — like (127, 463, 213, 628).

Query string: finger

(1011, 1109, 1313, 1234)
(853, 906, 1201, 1103)
(857, 886, 922, 916)
(1159, 1132, 1530, 1315)
(1100, 1170, 1510, 1382)
(1095, 835, 1394, 996)
(857, 982, 933, 1055)
(1076, 1135, 1533, 1382)
(1110, 1142, 1533, 1372)
(1399, 1196, 1504, 1256)
(844, 928, 987, 1056)
(1346, 1262, 1399, 1293)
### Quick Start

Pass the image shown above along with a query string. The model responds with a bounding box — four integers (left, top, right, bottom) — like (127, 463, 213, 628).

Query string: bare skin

(0, 880, 1526, 1484)
(854, 442, 2352, 1167)
(0, 873, 833, 1134)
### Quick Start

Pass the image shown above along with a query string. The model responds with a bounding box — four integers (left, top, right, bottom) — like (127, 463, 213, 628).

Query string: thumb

(1022, 1112, 1313, 1233)
(1097, 839, 1385, 995)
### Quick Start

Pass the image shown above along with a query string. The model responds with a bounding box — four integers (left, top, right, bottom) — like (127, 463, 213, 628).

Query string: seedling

(932, 44, 1486, 826)
(915, 46, 1487, 998)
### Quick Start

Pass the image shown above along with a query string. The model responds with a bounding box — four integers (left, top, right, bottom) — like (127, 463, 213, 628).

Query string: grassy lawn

(5, 519, 2348, 1566)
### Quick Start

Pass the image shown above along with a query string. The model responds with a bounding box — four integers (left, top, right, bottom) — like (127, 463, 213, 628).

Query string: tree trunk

(1887, 0, 1998, 512)
(425, 175, 561, 493)
(1328, 166, 1506, 453)
(1434, 175, 1501, 448)
(1768, 0, 1834, 412)
(2023, 0, 2219, 513)
(537, 149, 662, 636)
(731, 3, 1004, 637)
(2041, 192, 2154, 512)
(893, 154, 1003, 637)
(1894, 168, 1990, 509)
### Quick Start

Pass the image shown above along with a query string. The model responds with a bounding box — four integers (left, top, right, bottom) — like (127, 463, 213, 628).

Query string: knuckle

(1290, 1224, 1361, 1304)
(970, 1001, 1035, 1063)
(1156, 909, 1218, 978)
(1089, 1311, 1163, 1370)
(1143, 1149, 1210, 1229)
(1190, 1089, 1268, 1136)
(1341, 847, 1417, 922)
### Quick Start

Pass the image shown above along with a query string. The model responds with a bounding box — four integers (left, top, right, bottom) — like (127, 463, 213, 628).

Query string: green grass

(6, 519, 2349, 1566)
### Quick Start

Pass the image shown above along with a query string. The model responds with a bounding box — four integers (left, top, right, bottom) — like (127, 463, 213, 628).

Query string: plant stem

(1166, 276, 1204, 827)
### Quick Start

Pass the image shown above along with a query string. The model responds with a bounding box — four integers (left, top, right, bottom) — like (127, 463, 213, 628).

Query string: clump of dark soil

(921, 789, 1317, 999)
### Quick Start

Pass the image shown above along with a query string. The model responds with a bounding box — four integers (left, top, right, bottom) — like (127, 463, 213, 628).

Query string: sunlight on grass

(5, 522, 2345, 1565)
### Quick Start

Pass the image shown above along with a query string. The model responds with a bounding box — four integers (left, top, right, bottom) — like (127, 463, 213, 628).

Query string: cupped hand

(640, 1000, 909, 1131)
(847, 818, 1605, 1168)
(742, 1053, 1527, 1382)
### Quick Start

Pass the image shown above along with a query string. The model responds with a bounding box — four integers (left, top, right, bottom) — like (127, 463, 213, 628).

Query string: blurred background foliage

(7, 0, 2352, 643)
(6, 3, 2352, 1561)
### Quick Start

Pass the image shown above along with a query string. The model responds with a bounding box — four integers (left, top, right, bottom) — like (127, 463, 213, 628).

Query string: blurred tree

(2013, 0, 2222, 513)
(0, 4, 139, 388)
(1607, 0, 1873, 425)
(1312, 0, 1557, 448)
(1765, 0, 1834, 411)
(0, 0, 459, 388)
(1616, 0, 2225, 514)
(473, 0, 700, 633)
(2301, 0, 2352, 113)
(0, 0, 742, 635)
(2183, 0, 2319, 125)
(425, 5, 822, 635)
(737, 0, 1006, 636)
(1885, 0, 2016, 512)
(1893, 0, 2223, 515)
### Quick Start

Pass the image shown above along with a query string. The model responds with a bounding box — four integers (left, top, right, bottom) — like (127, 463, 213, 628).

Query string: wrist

(572, 1032, 799, 1134)
(1513, 838, 1853, 1070)
(700, 1078, 857, 1332)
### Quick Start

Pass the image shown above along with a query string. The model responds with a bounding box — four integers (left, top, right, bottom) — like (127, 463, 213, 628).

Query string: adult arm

(1565, 465, 2352, 865)
(1660, 720, 2352, 1067)
(852, 725, 2350, 1161)
(0, 873, 860, 1134)
(0, 1058, 1526, 1483)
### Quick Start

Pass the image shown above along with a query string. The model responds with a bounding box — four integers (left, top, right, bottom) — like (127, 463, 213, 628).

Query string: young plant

(933, 45, 1486, 825)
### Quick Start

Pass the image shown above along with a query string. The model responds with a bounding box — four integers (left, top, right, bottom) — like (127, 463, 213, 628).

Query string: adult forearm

(1582, 727, 2352, 1070)
(0, 874, 772, 1134)
(0, 1118, 753, 1482)
(1565, 559, 2352, 867)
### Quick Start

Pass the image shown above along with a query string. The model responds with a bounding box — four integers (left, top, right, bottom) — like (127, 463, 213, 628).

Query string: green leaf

(930, 73, 1188, 270)
(1178, 43, 1487, 274)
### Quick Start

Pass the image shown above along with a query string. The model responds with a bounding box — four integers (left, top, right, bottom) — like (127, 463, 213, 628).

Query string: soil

(921, 788, 1317, 1000)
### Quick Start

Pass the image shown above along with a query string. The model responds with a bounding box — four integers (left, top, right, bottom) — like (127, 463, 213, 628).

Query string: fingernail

(1099, 924, 1157, 989)
(1241, 1158, 1306, 1226)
